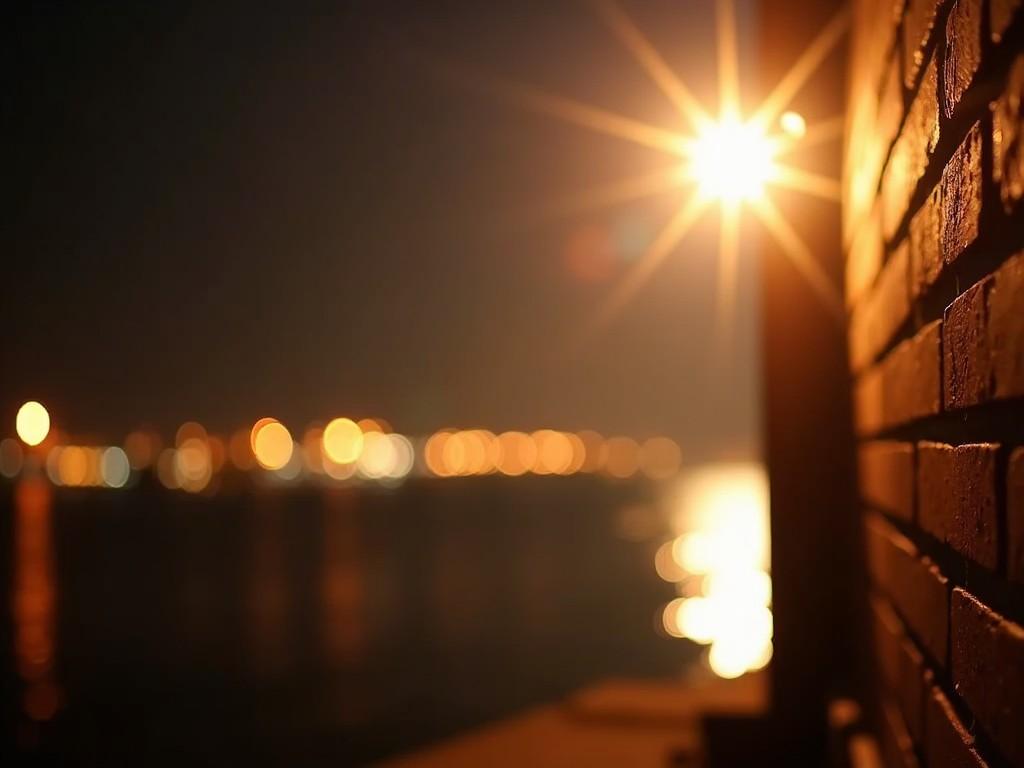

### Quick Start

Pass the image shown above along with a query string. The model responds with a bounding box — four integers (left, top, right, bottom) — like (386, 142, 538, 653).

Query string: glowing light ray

(775, 115, 845, 155)
(752, 8, 850, 130)
(505, 81, 689, 157)
(590, 194, 711, 333)
(432, 58, 688, 157)
(716, 201, 741, 345)
(771, 163, 842, 202)
(528, 164, 691, 221)
(749, 196, 844, 321)
(715, 0, 741, 117)
(591, 0, 714, 131)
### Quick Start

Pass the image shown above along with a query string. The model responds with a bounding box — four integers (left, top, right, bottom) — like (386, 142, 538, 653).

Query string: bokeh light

(16, 401, 50, 447)
(659, 462, 772, 679)
(0, 438, 24, 479)
(100, 447, 131, 489)
(323, 418, 364, 464)
(251, 419, 294, 471)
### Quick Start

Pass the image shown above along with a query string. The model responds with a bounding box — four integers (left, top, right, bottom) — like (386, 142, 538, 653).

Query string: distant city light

(16, 401, 51, 446)
(100, 447, 131, 489)
(251, 419, 293, 471)
(322, 418, 364, 464)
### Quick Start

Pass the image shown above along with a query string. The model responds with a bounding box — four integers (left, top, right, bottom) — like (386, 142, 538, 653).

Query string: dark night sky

(3, 1, 762, 461)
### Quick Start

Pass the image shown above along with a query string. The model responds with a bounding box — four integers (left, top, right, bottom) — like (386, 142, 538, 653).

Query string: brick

(1009, 447, 1024, 582)
(855, 367, 885, 435)
(989, 252, 1024, 398)
(878, 52, 906, 157)
(883, 55, 940, 240)
(866, 514, 950, 664)
(897, 637, 926, 745)
(992, 0, 1022, 42)
(872, 596, 928, 745)
(872, 595, 905, 692)
(917, 442, 999, 568)
(854, 323, 941, 436)
(910, 183, 942, 298)
(883, 320, 942, 426)
(941, 122, 982, 266)
(952, 589, 1024, 766)
(859, 441, 915, 520)
(993, 56, 1024, 212)
(846, 205, 884, 309)
(904, 0, 943, 88)
(943, 0, 982, 119)
(850, 244, 912, 371)
(924, 686, 987, 768)
(880, 696, 920, 768)
(943, 277, 994, 408)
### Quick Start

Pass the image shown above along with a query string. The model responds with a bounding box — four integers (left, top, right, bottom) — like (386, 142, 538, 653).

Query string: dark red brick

(872, 594, 905, 692)
(910, 183, 942, 298)
(951, 589, 1024, 766)
(880, 696, 921, 768)
(866, 514, 950, 664)
(897, 636, 926, 745)
(989, 252, 1024, 398)
(855, 367, 885, 436)
(883, 320, 942, 426)
(943, 277, 994, 409)
(846, 204, 884, 309)
(849, 244, 912, 371)
(917, 442, 999, 568)
(942, 122, 983, 266)
(924, 686, 987, 768)
(879, 51, 906, 156)
(883, 55, 940, 240)
(859, 441, 915, 520)
(1009, 447, 1024, 583)
(993, 56, 1024, 212)
(943, 0, 982, 119)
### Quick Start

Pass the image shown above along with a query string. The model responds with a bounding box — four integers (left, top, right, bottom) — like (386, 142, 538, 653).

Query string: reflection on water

(2, 474, 682, 765)
(13, 477, 60, 725)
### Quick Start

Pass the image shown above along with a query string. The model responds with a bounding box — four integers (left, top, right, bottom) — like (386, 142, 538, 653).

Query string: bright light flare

(689, 118, 779, 202)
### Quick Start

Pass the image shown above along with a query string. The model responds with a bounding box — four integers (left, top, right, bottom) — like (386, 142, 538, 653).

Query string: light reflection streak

(772, 162, 843, 202)
(588, 193, 711, 336)
(751, 7, 850, 130)
(13, 477, 61, 721)
(749, 195, 844, 319)
(658, 462, 772, 678)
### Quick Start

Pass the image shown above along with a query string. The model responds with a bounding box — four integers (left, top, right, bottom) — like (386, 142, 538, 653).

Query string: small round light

(16, 401, 50, 446)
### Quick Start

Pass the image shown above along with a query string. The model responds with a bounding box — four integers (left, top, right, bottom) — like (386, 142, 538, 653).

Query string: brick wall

(845, 1, 1024, 766)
